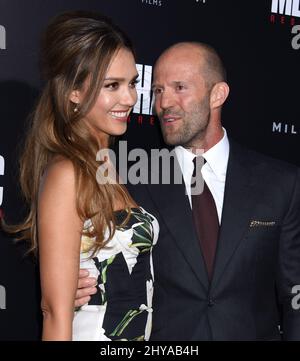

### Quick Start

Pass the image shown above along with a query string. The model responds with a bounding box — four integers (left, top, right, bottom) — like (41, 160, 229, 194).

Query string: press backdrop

(0, 0, 299, 339)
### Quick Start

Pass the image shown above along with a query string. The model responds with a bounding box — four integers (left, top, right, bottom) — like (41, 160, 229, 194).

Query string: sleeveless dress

(72, 207, 159, 341)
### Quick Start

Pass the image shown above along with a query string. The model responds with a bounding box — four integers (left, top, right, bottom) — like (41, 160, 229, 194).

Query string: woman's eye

(130, 79, 140, 88)
(105, 82, 119, 90)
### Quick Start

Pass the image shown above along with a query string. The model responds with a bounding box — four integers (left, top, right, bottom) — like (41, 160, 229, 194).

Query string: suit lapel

(211, 141, 257, 290)
(137, 141, 258, 292)
(146, 155, 210, 290)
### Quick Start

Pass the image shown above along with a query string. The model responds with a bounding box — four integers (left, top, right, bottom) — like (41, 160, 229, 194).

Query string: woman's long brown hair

(3, 11, 136, 256)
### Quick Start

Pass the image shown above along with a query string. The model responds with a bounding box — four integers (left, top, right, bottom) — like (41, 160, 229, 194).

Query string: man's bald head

(155, 42, 227, 89)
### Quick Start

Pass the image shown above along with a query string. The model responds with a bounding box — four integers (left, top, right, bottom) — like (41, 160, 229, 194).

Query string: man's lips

(161, 115, 181, 124)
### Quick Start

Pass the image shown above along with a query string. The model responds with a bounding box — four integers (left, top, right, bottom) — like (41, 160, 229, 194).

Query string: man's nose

(157, 90, 174, 110)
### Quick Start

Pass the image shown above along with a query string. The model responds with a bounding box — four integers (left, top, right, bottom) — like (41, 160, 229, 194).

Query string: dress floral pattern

(72, 207, 159, 341)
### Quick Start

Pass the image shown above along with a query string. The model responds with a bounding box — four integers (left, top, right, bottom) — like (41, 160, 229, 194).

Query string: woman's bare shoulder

(40, 156, 76, 196)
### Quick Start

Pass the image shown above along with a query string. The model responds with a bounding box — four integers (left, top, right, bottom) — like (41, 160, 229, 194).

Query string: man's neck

(186, 127, 224, 154)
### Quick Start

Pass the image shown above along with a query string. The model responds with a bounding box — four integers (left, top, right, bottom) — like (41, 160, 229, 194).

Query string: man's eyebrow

(151, 83, 161, 90)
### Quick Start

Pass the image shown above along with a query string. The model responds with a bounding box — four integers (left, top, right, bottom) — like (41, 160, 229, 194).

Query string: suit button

(208, 299, 215, 307)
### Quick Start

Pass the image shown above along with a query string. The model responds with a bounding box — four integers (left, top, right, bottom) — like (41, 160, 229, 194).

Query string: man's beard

(159, 98, 210, 147)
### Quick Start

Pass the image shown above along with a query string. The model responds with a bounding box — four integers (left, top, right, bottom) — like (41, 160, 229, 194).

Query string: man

(75, 42, 300, 340)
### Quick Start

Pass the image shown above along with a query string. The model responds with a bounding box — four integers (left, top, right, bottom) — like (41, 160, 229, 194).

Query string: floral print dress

(72, 207, 159, 341)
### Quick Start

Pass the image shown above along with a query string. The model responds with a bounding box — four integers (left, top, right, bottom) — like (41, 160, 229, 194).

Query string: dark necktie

(191, 157, 219, 280)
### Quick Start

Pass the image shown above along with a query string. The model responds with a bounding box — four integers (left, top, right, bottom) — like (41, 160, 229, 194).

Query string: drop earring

(74, 103, 80, 113)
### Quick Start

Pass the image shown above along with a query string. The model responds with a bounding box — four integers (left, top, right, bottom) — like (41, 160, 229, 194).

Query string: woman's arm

(38, 158, 83, 340)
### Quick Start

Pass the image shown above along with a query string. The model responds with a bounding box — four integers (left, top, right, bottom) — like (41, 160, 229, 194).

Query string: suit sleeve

(277, 168, 300, 340)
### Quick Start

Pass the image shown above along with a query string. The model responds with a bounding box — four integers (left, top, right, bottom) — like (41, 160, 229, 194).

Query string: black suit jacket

(126, 140, 300, 340)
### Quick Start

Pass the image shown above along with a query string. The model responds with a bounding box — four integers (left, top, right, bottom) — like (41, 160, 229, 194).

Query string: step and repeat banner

(0, 0, 299, 340)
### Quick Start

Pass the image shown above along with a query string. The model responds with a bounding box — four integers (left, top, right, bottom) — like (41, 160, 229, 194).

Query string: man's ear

(210, 82, 230, 109)
(69, 90, 81, 104)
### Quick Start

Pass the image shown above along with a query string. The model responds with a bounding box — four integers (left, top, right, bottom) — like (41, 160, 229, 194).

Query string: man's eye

(176, 85, 185, 91)
(153, 88, 163, 95)
(105, 82, 119, 90)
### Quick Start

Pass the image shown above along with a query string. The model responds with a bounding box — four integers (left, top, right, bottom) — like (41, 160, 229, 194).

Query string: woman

(6, 11, 158, 341)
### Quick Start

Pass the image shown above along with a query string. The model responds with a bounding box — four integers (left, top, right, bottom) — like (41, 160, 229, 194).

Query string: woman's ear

(210, 82, 230, 109)
(69, 90, 81, 104)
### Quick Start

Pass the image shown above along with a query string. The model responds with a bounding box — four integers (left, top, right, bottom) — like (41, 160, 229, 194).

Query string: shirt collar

(175, 128, 230, 181)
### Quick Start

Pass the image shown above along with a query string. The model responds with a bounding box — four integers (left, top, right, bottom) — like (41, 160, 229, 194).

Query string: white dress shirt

(174, 129, 230, 224)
